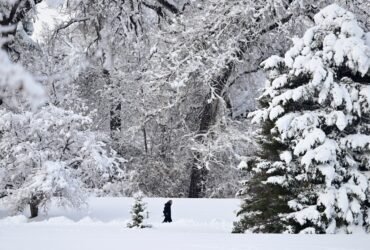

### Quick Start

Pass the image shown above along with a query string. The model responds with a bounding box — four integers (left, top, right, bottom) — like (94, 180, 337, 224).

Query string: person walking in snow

(162, 200, 172, 223)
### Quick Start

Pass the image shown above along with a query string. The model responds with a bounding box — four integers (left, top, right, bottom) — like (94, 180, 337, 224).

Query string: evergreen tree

(127, 192, 148, 228)
(234, 4, 370, 234)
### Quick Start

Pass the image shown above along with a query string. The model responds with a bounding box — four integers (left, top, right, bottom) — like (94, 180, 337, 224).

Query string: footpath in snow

(0, 197, 369, 250)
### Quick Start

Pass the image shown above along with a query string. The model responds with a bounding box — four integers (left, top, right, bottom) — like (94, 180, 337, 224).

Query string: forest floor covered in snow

(0, 198, 369, 250)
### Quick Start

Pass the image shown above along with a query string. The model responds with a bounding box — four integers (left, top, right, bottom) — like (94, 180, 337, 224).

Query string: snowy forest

(1, 0, 370, 248)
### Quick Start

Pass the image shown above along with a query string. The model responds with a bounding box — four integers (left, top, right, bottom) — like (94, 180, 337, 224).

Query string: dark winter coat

(163, 201, 172, 222)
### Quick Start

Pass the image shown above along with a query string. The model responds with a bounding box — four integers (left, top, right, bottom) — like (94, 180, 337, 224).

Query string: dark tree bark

(102, 70, 122, 140)
(29, 195, 42, 218)
(157, 0, 179, 14)
(188, 65, 233, 198)
(110, 103, 122, 136)
(143, 126, 148, 154)
(188, 153, 209, 198)
(29, 203, 39, 218)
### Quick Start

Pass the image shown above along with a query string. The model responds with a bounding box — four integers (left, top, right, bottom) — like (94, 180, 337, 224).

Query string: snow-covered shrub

(234, 4, 370, 234)
(127, 192, 149, 228)
(0, 105, 123, 217)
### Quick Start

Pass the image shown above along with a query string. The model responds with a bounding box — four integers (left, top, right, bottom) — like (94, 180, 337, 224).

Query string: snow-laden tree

(0, 1, 124, 218)
(234, 4, 370, 234)
(145, 0, 369, 198)
(43, 0, 198, 197)
(150, 0, 340, 198)
(0, 105, 123, 217)
(127, 191, 148, 228)
(1, 7, 45, 202)
(26, 0, 368, 199)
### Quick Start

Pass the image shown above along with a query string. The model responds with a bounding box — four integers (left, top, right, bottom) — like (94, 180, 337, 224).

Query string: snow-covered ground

(0, 198, 369, 250)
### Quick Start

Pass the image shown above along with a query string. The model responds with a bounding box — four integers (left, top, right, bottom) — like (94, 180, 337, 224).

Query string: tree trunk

(103, 69, 122, 141)
(29, 202, 39, 218)
(189, 153, 209, 198)
(110, 103, 122, 136)
(143, 126, 148, 154)
(188, 73, 228, 198)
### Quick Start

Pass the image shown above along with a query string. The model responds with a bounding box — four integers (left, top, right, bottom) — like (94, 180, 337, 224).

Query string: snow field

(0, 197, 369, 250)
(0, 198, 239, 231)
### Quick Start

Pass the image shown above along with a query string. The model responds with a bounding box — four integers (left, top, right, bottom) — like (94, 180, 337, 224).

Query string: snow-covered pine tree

(127, 192, 148, 228)
(234, 4, 370, 234)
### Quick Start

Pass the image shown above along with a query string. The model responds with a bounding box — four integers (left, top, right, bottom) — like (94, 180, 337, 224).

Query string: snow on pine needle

(235, 4, 370, 234)
(127, 192, 151, 229)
